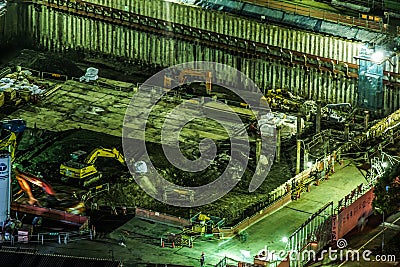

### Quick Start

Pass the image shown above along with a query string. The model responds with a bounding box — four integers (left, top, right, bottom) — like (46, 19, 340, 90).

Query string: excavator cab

(69, 150, 88, 162)
(60, 151, 99, 186)
(60, 147, 125, 187)
(0, 119, 26, 133)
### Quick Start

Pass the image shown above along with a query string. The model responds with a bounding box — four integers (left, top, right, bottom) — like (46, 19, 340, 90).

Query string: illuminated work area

(0, 0, 400, 266)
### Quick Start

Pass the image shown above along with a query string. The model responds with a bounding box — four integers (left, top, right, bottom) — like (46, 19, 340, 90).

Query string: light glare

(371, 50, 384, 63)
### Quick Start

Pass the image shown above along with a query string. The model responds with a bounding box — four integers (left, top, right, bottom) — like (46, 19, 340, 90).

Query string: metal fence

(287, 202, 334, 267)
(135, 207, 191, 228)
(0, 229, 94, 246)
(215, 257, 227, 267)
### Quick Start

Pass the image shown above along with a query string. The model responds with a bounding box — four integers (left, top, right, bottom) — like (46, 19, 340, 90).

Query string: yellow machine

(60, 147, 125, 187)
(0, 129, 17, 161)
(164, 69, 212, 94)
(0, 91, 4, 107)
(189, 212, 224, 237)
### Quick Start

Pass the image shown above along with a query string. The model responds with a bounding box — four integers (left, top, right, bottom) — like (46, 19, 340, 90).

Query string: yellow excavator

(60, 147, 125, 187)
(0, 129, 17, 162)
(164, 69, 212, 94)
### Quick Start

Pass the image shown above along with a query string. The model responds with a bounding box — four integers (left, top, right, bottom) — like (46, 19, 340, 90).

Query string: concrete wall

(22, 4, 361, 105)
(0, 4, 27, 48)
(87, 0, 400, 76)
(1, 1, 400, 113)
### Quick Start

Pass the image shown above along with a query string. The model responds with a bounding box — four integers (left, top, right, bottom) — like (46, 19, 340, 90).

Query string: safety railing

(0, 229, 93, 246)
(215, 256, 227, 267)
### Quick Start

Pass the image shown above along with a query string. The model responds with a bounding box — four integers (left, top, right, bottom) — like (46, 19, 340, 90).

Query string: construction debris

(80, 67, 99, 82)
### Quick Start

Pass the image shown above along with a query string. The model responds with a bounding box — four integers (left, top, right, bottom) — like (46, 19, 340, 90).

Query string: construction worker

(200, 252, 205, 267)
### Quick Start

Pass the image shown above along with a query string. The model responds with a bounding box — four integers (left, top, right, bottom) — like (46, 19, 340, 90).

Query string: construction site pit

(1, 49, 371, 228)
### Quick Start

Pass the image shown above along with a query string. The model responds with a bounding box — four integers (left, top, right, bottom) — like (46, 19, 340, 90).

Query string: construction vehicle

(0, 129, 17, 161)
(189, 212, 224, 237)
(14, 168, 85, 215)
(0, 119, 26, 161)
(15, 169, 56, 206)
(1, 119, 26, 133)
(60, 147, 125, 187)
(164, 69, 212, 94)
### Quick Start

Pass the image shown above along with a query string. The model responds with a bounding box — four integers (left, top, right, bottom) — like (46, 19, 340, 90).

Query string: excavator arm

(84, 147, 125, 165)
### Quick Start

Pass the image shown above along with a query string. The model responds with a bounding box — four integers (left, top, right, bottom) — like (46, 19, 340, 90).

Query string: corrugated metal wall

(25, 5, 360, 105)
(86, 0, 400, 73)
(1, 1, 400, 114)
(0, 4, 25, 47)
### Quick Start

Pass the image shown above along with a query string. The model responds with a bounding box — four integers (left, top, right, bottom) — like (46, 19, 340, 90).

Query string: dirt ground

(0, 49, 302, 226)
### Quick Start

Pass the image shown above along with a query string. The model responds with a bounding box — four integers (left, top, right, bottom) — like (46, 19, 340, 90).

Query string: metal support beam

(296, 139, 302, 174)
(316, 100, 321, 134)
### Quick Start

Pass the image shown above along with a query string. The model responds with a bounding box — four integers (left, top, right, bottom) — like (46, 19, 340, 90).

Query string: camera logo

(123, 61, 276, 207)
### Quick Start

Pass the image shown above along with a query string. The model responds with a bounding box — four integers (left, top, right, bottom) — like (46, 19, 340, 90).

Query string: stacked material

(0, 71, 48, 105)
(0, 71, 45, 95)
(79, 67, 99, 82)
(259, 112, 304, 141)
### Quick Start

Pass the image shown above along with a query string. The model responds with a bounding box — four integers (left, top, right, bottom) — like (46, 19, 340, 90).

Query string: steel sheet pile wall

(88, 0, 362, 64)
(1, 0, 400, 113)
(25, 4, 361, 105)
(0, 4, 27, 48)
(85, 0, 400, 75)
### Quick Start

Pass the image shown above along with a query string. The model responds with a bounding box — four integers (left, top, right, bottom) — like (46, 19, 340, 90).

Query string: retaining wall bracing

(27, 4, 358, 106)
(85, 0, 400, 75)
(1, 1, 400, 114)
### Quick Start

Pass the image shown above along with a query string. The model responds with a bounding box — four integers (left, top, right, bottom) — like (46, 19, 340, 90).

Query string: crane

(14, 168, 85, 215)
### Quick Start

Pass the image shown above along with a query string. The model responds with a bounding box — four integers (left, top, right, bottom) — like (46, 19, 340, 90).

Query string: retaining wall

(1, 0, 400, 114)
